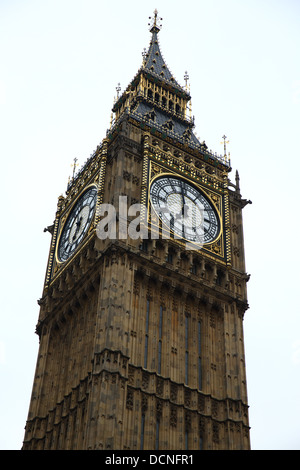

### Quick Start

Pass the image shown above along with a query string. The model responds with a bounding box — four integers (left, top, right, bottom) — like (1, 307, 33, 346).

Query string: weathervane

(148, 9, 163, 32)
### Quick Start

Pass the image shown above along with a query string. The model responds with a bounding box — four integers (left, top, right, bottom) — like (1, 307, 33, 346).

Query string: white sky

(1, 0, 300, 450)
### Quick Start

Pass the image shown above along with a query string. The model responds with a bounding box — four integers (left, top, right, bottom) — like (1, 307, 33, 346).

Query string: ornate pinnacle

(71, 157, 78, 179)
(221, 135, 230, 157)
(148, 9, 163, 33)
(184, 71, 189, 90)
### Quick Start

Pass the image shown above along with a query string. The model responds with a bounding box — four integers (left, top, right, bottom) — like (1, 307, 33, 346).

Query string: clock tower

(23, 11, 251, 450)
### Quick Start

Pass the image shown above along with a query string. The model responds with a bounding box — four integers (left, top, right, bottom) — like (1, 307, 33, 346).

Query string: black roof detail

(142, 29, 185, 94)
(132, 101, 201, 148)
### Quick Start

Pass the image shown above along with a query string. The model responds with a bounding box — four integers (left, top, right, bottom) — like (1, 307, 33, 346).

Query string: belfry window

(166, 249, 173, 264)
(216, 270, 223, 286)
(191, 263, 197, 275)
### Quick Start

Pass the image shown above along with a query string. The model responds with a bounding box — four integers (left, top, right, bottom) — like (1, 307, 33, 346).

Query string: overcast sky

(1, 0, 300, 450)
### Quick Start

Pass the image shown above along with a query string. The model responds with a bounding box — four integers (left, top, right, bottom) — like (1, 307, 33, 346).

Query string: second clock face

(150, 176, 220, 245)
(57, 186, 97, 262)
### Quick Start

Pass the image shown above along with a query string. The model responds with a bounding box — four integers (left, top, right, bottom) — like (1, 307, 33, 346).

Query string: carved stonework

(170, 384, 178, 402)
(126, 388, 134, 410)
(184, 389, 191, 408)
(212, 422, 219, 444)
(170, 406, 177, 427)
(156, 399, 163, 419)
(142, 372, 149, 390)
(156, 377, 164, 396)
(23, 10, 250, 452)
(141, 395, 148, 413)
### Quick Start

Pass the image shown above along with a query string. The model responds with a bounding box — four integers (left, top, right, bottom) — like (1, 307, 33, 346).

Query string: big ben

(22, 10, 251, 450)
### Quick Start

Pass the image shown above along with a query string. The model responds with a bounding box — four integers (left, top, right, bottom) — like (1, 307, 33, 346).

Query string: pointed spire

(71, 157, 78, 179)
(109, 11, 231, 170)
(221, 135, 230, 157)
(116, 83, 121, 99)
(143, 10, 184, 92)
(184, 71, 189, 91)
(235, 170, 240, 193)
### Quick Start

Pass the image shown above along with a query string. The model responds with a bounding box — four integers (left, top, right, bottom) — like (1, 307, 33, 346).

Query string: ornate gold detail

(146, 159, 226, 258)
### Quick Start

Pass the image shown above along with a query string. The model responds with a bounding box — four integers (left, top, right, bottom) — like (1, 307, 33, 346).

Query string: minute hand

(180, 187, 186, 236)
(181, 187, 186, 213)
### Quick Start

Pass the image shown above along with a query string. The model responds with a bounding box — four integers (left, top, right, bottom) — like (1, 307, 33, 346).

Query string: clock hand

(180, 188, 186, 236)
(180, 186, 185, 212)
(72, 216, 83, 240)
(180, 187, 191, 220)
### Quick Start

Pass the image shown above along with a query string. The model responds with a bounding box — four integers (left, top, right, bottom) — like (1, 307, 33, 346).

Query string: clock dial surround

(149, 175, 221, 245)
(57, 186, 97, 262)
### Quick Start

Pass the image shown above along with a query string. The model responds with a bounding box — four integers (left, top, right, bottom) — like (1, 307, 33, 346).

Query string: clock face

(57, 187, 97, 262)
(149, 176, 220, 245)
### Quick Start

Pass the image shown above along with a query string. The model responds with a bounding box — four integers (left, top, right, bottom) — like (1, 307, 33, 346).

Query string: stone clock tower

(23, 11, 251, 450)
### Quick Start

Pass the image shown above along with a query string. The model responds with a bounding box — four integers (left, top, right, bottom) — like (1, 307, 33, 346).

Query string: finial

(142, 48, 147, 66)
(184, 71, 189, 91)
(235, 170, 240, 192)
(148, 9, 163, 33)
(221, 135, 230, 157)
(71, 157, 79, 179)
(116, 83, 121, 99)
(189, 100, 192, 120)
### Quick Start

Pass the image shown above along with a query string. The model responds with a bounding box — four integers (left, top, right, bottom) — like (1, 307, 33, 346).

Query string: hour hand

(72, 216, 82, 240)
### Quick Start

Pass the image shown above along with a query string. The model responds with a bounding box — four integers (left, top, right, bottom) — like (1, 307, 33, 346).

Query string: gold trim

(223, 187, 231, 266)
(138, 133, 151, 236)
(147, 162, 225, 255)
(44, 196, 64, 289)
(95, 140, 108, 225)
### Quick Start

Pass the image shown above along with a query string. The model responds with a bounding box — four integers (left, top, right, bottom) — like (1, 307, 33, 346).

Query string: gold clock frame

(140, 132, 231, 264)
(147, 163, 225, 255)
(54, 184, 98, 266)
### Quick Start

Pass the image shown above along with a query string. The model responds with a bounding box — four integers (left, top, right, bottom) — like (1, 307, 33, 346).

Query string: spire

(143, 9, 184, 92)
(221, 135, 230, 157)
(235, 170, 240, 193)
(109, 11, 231, 169)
